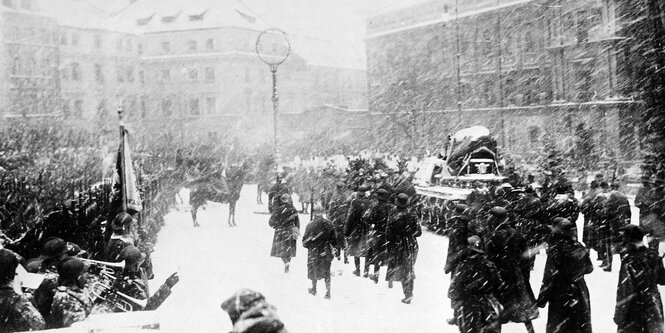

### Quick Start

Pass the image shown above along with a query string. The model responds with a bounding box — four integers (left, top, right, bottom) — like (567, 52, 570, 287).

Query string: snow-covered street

(148, 185, 648, 333)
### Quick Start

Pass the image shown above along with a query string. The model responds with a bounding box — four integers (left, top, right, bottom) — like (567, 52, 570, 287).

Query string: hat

(43, 238, 68, 258)
(467, 235, 481, 247)
(112, 212, 133, 232)
(376, 189, 390, 199)
(221, 288, 266, 324)
(396, 193, 410, 207)
(621, 224, 644, 243)
(280, 193, 292, 204)
(357, 185, 370, 193)
(489, 207, 508, 218)
(549, 217, 574, 235)
(311, 203, 325, 215)
(58, 257, 86, 282)
(119, 246, 144, 266)
(0, 249, 19, 283)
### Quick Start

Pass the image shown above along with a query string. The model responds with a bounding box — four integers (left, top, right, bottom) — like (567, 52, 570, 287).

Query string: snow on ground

(148, 185, 657, 333)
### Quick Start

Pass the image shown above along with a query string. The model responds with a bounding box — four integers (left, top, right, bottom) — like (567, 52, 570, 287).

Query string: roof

(112, 0, 366, 70)
(111, 0, 269, 34)
(35, 0, 124, 31)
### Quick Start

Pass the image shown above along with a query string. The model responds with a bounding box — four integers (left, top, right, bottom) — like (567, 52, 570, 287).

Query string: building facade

(366, 0, 640, 162)
(0, 0, 59, 118)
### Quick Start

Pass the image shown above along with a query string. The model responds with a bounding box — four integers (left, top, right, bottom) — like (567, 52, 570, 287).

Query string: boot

(353, 269, 360, 276)
(388, 280, 393, 289)
(401, 297, 412, 304)
(324, 291, 330, 299)
(308, 288, 317, 296)
(284, 263, 290, 273)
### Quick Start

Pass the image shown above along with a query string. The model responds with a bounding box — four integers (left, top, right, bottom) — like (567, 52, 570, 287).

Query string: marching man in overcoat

(302, 203, 337, 299)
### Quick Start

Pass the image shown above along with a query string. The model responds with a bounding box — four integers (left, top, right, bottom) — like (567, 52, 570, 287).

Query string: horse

(189, 161, 250, 227)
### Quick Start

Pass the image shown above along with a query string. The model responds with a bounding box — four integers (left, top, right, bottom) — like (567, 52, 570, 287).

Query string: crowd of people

(264, 154, 665, 333)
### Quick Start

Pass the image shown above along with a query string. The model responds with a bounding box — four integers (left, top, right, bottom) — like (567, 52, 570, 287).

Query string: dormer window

(189, 10, 207, 21)
(137, 13, 155, 26)
(161, 11, 181, 23)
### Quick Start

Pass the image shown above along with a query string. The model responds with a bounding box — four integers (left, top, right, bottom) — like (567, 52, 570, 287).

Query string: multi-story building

(36, 0, 141, 131)
(0, 0, 58, 119)
(366, 0, 640, 161)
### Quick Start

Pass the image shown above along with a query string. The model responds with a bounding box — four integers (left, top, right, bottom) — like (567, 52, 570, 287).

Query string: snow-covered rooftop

(34, 0, 123, 31)
(111, 0, 366, 70)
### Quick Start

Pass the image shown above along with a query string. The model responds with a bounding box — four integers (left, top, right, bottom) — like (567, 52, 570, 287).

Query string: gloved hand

(166, 272, 179, 288)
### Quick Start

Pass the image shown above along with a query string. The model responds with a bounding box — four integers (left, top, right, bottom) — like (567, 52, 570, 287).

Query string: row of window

(11, 56, 51, 77)
(160, 38, 215, 54)
(58, 31, 137, 54)
(2, 0, 32, 10)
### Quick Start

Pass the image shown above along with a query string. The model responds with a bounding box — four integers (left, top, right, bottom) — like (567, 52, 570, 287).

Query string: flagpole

(118, 102, 127, 212)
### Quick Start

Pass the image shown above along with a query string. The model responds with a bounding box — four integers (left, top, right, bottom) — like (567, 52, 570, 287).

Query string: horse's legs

(228, 201, 237, 227)
(256, 185, 263, 204)
(191, 206, 200, 227)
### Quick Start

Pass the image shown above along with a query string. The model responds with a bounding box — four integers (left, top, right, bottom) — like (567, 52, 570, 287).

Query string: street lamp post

(255, 28, 291, 170)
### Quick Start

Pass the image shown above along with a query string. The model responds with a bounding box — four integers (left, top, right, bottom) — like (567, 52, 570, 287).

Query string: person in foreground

(302, 203, 337, 299)
(221, 288, 287, 333)
(614, 224, 665, 333)
(537, 217, 593, 333)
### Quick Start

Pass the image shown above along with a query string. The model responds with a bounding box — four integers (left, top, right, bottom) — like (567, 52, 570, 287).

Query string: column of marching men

(268, 158, 665, 333)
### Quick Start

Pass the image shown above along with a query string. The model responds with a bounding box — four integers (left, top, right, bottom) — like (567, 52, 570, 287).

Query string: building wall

(57, 26, 140, 125)
(366, 0, 639, 160)
(0, 7, 58, 118)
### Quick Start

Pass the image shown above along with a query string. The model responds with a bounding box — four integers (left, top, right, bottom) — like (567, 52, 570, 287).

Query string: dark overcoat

(486, 222, 538, 323)
(344, 196, 371, 257)
(508, 193, 545, 246)
(302, 216, 338, 281)
(327, 191, 350, 250)
(385, 208, 421, 282)
(269, 203, 299, 259)
(444, 214, 472, 274)
(604, 190, 632, 241)
(537, 235, 593, 333)
(448, 248, 502, 333)
(581, 189, 603, 250)
(614, 244, 665, 333)
(365, 198, 394, 266)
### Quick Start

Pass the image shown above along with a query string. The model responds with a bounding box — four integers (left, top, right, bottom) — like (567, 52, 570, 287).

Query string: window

(127, 67, 134, 82)
(3, 0, 13, 8)
(125, 39, 132, 52)
(244, 67, 250, 83)
(188, 68, 198, 81)
(140, 96, 147, 118)
(59, 32, 67, 45)
(205, 67, 215, 82)
(12, 57, 20, 75)
(20, 0, 30, 10)
(245, 92, 252, 113)
(74, 100, 83, 117)
(161, 69, 171, 82)
(71, 33, 79, 46)
(39, 29, 48, 44)
(529, 126, 541, 143)
(61, 67, 69, 81)
(161, 41, 171, 53)
(42, 59, 50, 76)
(161, 98, 172, 116)
(139, 70, 144, 84)
(138, 43, 143, 55)
(188, 40, 197, 51)
(97, 99, 106, 116)
(62, 100, 70, 117)
(94, 64, 104, 83)
(206, 38, 214, 50)
(94, 34, 102, 48)
(71, 62, 81, 81)
(26, 57, 35, 76)
(116, 37, 123, 51)
(117, 66, 125, 82)
(206, 97, 216, 114)
(189, 97, 200, 116)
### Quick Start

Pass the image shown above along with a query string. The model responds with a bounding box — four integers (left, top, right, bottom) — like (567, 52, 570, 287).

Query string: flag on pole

(115, 127, 142, 212)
